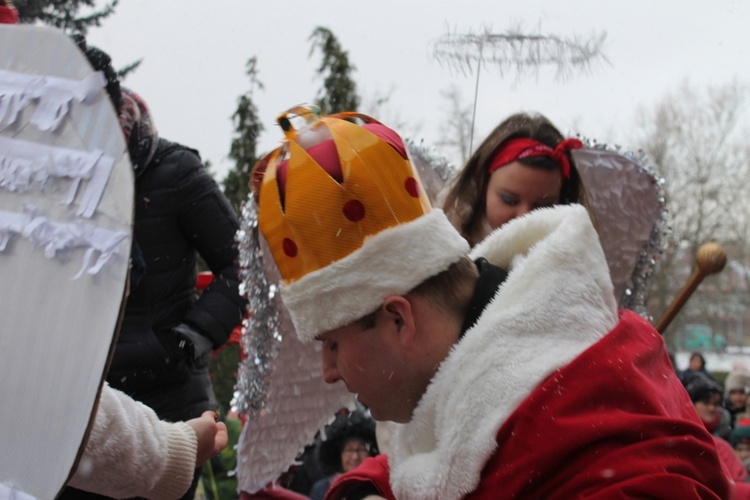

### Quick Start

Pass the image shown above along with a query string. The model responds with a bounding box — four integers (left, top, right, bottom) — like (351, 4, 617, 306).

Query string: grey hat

(724, 372, 749, 398)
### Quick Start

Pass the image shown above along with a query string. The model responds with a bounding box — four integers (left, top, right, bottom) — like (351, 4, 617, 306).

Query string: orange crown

(256, 106, 432, 283)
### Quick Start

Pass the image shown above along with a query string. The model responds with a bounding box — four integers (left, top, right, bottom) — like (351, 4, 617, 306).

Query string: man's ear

(381, 295, 417, 347)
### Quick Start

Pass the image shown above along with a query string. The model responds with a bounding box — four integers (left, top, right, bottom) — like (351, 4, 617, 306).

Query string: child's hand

(186, 411, 229, 467)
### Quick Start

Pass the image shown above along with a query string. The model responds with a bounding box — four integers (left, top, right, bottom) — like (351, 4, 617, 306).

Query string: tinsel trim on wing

(234, 195, 281, 419)
(573, 136, 670, 319)
(405, 138, 458, 204)
(233, 193, 357, 494)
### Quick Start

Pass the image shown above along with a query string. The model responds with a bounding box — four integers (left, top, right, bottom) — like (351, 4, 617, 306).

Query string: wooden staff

(655, 242, 727, 334)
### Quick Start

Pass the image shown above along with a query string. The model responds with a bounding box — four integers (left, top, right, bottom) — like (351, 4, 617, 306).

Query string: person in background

(683, 372, 732, 441)
(680, 371, 750, 497)
(725, 371, 750, 428)
(731, 421, 750, 478)
(62, 37, 246, 499)
(309, 408, 378, 500)
(251, 106, 730, 498)
(110, 88, 245, 498)
(680, 352, 716, 384)
(440, 112, 589, 246)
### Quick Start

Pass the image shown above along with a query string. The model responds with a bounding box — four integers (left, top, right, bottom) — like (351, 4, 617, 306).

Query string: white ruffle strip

(0, 68, 105, 131)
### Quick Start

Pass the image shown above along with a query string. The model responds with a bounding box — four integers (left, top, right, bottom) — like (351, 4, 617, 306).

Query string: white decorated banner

(0, 25, 133, 499)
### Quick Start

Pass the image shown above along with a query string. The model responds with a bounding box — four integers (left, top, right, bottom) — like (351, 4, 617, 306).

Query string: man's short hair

(409, 256, 478, 318)
(355, 256, 478, 331)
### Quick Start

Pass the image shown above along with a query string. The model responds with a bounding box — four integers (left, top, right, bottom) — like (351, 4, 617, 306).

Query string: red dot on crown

(283, 237, 298, 257)
(282, 177, 419, 259)
(343, 199, 366, 221)
(405, 177, 419, 197)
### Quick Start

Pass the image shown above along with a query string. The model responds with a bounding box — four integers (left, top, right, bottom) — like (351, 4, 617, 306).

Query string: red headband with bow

(487, 137, 583, 178)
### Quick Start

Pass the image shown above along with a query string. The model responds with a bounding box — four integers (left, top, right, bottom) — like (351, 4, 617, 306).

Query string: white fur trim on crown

(280, 209, 470, 342)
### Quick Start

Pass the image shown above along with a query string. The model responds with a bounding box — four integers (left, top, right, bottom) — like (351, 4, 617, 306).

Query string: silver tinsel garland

(234, 195, 281, 419)
(405, 138, 458, 183)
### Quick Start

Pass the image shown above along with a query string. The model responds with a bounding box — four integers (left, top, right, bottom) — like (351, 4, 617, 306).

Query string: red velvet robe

(467, 311, 730, 499)
(328, 313, 731, 499)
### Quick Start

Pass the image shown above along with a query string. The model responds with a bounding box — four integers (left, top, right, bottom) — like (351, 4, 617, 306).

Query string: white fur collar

(390, 205, 619, 499)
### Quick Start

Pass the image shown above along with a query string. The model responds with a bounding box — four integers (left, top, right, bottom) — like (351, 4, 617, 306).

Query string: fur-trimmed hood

(390, 204, 619, 499)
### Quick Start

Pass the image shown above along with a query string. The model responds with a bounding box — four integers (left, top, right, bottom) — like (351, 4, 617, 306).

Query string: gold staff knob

(655, 241, 727, 334)
(695, 241, 727, 276)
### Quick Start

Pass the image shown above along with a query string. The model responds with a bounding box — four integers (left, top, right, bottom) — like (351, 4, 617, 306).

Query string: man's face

(317, 311, 417, 423)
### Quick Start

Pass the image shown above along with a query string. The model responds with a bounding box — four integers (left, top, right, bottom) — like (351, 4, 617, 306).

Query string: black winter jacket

(107, 139, 245, 410)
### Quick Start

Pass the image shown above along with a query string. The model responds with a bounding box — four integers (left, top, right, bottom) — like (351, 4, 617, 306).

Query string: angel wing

(234, 197, 355, 494)
(572, 140, 669, 316)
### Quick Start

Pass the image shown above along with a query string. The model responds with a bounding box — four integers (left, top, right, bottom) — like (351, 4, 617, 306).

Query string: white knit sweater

(67, 384, 197, 499)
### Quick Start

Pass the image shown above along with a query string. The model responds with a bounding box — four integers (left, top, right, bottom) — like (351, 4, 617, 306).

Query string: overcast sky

(86, 0, 750, 182)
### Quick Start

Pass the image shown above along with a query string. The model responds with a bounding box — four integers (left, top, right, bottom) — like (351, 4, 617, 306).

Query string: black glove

(171, 323, 213, 367)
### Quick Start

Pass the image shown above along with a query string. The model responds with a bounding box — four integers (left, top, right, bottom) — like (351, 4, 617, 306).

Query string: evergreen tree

(15, 0, 118, 35)
(209, 343, 242, 415)
(308, 26, 360, 114)
(223, 57, 264, 210)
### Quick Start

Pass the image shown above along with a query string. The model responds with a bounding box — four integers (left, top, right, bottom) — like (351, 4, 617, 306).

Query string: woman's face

(340, 437, 370, 472)
(484, 161, 562, 232)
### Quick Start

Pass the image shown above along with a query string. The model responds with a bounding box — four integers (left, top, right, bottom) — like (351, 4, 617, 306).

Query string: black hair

(71, 33, 122, 112)
(683, 372, 722, 404)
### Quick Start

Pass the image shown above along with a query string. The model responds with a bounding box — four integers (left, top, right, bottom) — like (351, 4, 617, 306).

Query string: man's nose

(321, 349, 341, 384)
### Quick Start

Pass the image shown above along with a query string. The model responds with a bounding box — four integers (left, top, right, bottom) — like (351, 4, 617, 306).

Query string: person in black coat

(63, 37, 246, 500)
(106, 87, 245, 418)
(112, 88, 245, 498)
